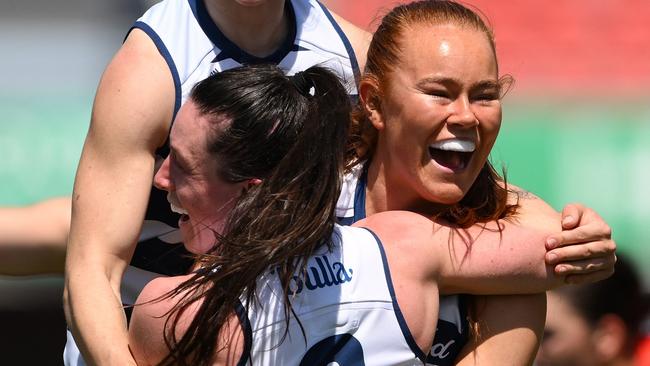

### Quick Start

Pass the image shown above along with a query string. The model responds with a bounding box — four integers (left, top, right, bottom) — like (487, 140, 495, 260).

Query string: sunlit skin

(153, 101, 247, 254)
(364, 24, 503, 216)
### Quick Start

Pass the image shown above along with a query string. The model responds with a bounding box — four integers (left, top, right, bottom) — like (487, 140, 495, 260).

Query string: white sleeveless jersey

(124, 0, 361, 300)
(240, 224, 428, 365)
(336, 165, 469, 366)
(64, 1, 360, 364)
(136, 0, 359, 119)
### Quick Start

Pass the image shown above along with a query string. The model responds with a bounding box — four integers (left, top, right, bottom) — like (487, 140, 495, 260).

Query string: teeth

(170, 203, 189, 215)
(430, 139, 476, 152)
(166, 193, 189, 215)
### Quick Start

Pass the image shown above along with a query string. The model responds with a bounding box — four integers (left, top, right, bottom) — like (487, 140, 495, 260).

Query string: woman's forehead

(392, 24, 498, 81)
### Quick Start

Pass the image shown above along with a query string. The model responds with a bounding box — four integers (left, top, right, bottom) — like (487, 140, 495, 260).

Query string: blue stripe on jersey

(316, 1, 361, 85)
(362, 227, 429, 363)
(352, 165, 368, 223)
(235, 300, 253, 366)
(131, 21, 182, 120)
(337, 216, 355, 226)
(188, 0, 298, 65)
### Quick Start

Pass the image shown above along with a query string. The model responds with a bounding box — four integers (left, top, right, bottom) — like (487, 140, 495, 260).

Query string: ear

(592, 314, 628, 362)
(358, 79, 385, 131)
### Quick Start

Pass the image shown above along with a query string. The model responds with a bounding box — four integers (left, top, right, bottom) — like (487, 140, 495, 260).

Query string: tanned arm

(0, 197, 69, 275)
(455, 294, 546, 366)
(63, 28, 174, 365)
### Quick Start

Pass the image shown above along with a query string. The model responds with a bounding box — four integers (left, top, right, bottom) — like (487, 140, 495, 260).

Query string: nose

(153, 156, 173, 191)
(446, 95, 478, 128)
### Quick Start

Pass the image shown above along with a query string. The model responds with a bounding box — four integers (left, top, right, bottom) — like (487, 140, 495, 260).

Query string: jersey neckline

(188, 0, 298, 65)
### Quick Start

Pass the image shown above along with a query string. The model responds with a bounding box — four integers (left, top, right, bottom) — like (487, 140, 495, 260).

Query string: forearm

(454, 293, 545, 366)
(0, 198, 70, 275)
(64, 265, 137, 366)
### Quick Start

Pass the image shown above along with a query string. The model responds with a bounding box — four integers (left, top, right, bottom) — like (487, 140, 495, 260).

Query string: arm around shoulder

(359, 206, 565, 296)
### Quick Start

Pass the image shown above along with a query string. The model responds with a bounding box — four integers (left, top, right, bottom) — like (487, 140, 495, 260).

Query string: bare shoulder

(90, 28, 175, 152)
(134, 274, 192, 311)
(355, 210, 435, 238)
(354, 211, 445, 272)
(129, 274, 193, 365)
(506, 184, 561, 233)
(327, 10, 371, 70)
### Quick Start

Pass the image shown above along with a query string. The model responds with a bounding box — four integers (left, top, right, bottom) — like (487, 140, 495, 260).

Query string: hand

(544, 203, 616, 284)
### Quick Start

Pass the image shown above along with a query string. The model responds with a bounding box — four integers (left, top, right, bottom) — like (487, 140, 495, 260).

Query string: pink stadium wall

(325, 0, 650, 95)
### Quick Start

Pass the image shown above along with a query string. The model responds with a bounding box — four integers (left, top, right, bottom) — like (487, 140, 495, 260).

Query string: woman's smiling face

(369, 23, 503, 208)
(153, 100, 247, 254)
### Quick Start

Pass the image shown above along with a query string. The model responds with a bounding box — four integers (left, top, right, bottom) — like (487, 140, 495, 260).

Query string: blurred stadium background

(0, 0, 648, 364)
(325, 0, 650, 284)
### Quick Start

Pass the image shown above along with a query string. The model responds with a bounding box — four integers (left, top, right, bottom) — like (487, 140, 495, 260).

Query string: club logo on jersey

(427, 319, 466, 364)
(270, 256, 353, 295)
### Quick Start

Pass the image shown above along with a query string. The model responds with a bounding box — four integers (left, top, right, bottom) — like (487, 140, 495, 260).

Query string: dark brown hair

(157, 64, 351, 365)
(346, 0, 517, 227)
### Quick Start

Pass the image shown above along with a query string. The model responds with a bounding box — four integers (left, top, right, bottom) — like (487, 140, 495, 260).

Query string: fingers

(546, 224, 613, 250)
(560, 202, 585, 230)
(545, 239, 616, 264)
(563, 267, 616, 285)
(546, 248, 617, 285)
(550, 253, 616, 273)
(546, 209, 612, 250)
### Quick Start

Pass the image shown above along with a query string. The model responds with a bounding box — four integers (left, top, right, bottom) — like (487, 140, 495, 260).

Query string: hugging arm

(436, 190, 615, 295)
(544, 202, 615, 283)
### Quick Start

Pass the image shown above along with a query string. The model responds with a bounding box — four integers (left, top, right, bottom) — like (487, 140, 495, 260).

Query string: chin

(183, 240, 214, 255)
(235, 0, 270, 7)
(425, 182, 470, 206)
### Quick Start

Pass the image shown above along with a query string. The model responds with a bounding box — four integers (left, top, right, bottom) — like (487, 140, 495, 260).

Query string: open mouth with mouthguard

(428, 139, 475, 172)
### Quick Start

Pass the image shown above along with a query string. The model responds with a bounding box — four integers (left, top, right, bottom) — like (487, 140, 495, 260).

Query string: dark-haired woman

(129, 1, 616, 365)
(128, 64, 597, 365)
(128, 63, 476, 365)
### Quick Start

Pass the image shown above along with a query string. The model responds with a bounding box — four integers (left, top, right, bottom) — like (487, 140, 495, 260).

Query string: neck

(365, 158, 448, 218)
(205, 0, 289, 58)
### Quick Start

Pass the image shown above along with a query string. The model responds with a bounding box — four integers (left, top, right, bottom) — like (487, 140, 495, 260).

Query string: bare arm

(508, 186, 616, 283)
(0, 197, 69, 275)
(358, 208, 563, 295)
(545, 202, 616, 283)
(128, 276, 187, 365)
(455, 294, 546, 366)
(63, 28, 174, 365)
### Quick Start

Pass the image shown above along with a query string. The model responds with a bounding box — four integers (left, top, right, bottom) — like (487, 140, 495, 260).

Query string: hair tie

(290, 71, 316, 97)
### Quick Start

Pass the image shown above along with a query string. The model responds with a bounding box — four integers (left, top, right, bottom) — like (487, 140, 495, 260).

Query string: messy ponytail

(157, 64, 351, 366)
